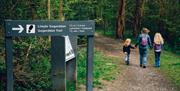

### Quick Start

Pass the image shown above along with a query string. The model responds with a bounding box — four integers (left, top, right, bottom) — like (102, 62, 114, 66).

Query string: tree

(116, 0, 125, 39)
(48, 0, 50, 20)
(157, 0, 165, 33)
(48, 0, 51, 41)
(133, 0, 145, 37)
(59, 0, 64, 21)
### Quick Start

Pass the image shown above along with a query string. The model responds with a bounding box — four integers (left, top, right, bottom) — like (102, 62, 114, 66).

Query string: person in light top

(153, 33, 164, 67)
(123, 38, 135, 65)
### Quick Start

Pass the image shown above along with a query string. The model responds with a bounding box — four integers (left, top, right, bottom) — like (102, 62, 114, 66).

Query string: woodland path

(93, 33, 176, 91)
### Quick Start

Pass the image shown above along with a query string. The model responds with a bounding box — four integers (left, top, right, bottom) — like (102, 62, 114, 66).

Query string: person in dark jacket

(135, 28, 152, 68)
(123, 38, 135, 65)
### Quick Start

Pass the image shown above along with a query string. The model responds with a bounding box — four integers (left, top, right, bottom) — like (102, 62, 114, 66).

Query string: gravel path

(94, 34, 177, 91)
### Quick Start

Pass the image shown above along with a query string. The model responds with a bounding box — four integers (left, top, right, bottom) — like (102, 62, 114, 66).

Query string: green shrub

(77, 48, 119, 88)
(1, 45, 119, 90)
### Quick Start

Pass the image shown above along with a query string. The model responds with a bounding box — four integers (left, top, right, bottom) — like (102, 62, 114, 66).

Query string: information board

(5, 20, 95, 36)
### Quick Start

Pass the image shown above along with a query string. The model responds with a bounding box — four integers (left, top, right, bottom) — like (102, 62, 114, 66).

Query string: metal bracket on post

(51, 36, 66, 91)
(86, 35, 94, 91)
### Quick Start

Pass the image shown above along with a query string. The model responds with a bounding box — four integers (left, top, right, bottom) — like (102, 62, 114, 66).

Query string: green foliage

(67, 81, 76, 91)
(144, 0, 179, 52)
(0, 0, 179, 90)
(14, 58, 52, 90)
(77, 48, 119, 88)
(149, 51, 180, 90)
(11, 37, 52, 90)
(0, 45, 119, 90)
(96, 29, 115, 38)
(160, 51, 180, 89)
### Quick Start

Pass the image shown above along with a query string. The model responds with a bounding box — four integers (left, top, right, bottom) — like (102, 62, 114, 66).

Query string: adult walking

(135, 28, 152, 68)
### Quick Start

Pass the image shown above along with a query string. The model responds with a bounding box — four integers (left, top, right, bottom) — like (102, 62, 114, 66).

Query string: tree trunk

(48, 0, 51, 41)
(157, 0, 165, 33)
(30, 1, 36, 20)
(48, 0, 50, 20)
(133, 0, 145, 37)
(59, 0, 64, 21)
(157, 0, 169, 43)
(157, 0, 166, 37)
(116, 0, 125, 39)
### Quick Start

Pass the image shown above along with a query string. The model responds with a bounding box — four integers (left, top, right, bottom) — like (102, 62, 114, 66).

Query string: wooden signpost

(4, 20, 95, 91)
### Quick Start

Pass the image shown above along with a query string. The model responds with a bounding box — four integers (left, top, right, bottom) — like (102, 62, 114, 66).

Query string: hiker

(135, 28, 152, 68)
(123, 38, 135, 65)
(153, 33, 164, 67)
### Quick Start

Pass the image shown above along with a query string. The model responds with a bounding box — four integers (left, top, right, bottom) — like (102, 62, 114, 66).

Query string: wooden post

(5, 36, 13, 91)
(51, 36, 66, 91)
(86, 36, 94, 91)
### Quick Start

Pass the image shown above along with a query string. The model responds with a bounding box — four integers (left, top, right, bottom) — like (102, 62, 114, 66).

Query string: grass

(0, 48, 119, 91)
(96, 29, 115, 38)
(149, 50, 180, 90)
(76, 48, 119, 90)
(160, 51, 180, 90)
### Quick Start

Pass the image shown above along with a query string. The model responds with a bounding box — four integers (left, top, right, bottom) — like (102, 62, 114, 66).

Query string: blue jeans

(155, 52, 161, 67)
(124, 54, 130, 65)
(139, 49, 148, 66)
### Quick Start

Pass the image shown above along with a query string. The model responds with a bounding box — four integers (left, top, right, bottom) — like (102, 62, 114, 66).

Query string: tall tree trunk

(30, 0, 36, 20)
(133, 0, 145, 37)
(157, 0, 165, 33)
(59, 0, 64, 21)
(116, 0, 125, 39)
(157, 0, 169, 43)
(48, 0, 51, 41)
(48, 0, 50, 20)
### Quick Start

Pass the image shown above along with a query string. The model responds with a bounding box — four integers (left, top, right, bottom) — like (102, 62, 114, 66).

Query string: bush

(77, 48, 119, 88)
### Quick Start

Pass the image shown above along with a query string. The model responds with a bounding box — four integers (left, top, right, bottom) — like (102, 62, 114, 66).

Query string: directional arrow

(12, 25, 24, 33)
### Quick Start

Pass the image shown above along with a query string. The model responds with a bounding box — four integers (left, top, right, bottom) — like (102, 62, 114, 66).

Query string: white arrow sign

(12, 25, 24, 33)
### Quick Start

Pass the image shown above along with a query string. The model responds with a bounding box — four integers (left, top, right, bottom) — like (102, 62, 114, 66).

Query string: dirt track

(94, 34, 176, 91)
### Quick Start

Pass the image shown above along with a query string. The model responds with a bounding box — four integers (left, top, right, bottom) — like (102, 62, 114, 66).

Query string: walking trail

(93, 33, 176, 91)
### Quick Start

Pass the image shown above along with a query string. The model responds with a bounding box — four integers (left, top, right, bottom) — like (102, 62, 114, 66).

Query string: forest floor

(93, 33, 177, 91)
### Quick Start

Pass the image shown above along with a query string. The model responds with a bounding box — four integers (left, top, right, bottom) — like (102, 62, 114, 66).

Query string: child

(123, 38, 135, 65)
(153, 33, 164, 67)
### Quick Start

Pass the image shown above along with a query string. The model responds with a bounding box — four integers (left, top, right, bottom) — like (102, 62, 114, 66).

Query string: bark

(157, 0, 167, 40)
(133, 0, 145, 37)
(157, 0, 165, 33)
(30, 1, 36, 20)
(157, 0, 172, 46)
(48, 0, 50, 20)
(116, 0, 125, 39)
(59, 0, 64, 21)
(48, 0, 51, 41)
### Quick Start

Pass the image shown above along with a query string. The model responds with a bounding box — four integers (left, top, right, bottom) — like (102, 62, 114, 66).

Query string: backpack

(154, 44, 162, 51)
(140, 35, 148, 46)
